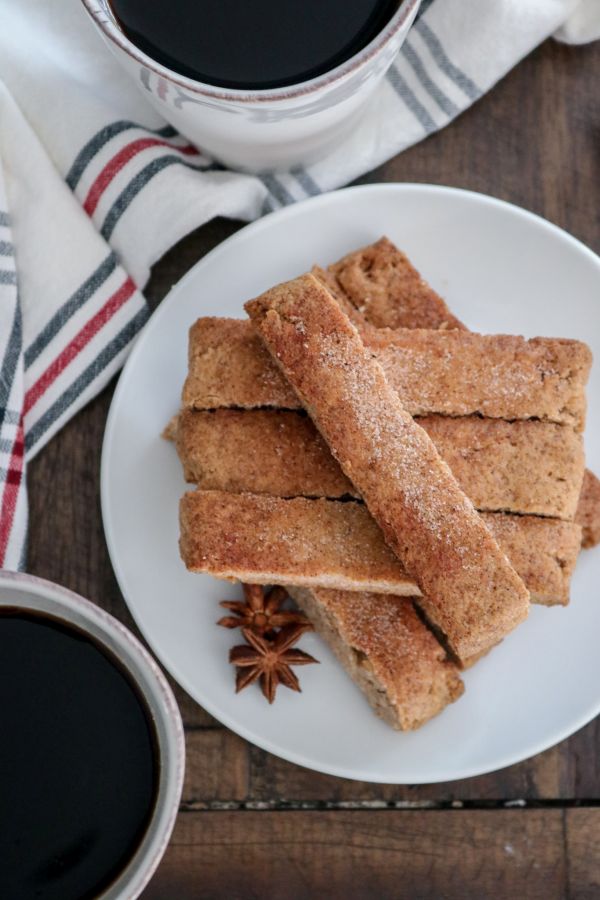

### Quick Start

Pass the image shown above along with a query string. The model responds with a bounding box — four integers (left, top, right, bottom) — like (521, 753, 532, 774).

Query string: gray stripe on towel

(414, 19, 480, 101)
(386, 66, 437, 133)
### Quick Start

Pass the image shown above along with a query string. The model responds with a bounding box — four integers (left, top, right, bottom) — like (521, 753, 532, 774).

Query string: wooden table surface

(28, 38, 600, 899)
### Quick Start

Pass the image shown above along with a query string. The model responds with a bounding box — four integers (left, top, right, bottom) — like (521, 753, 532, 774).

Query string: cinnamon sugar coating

(180, 490, 414, 596)
(328, 236, 466, 331)
(183, 317, 297, 410)
(330, 238, 597, 544)
(246, 275, 530, 661)
(576, 469, 600, 549)
(179, 491, 580, 607)
(174, 238, 597, 731)
(176, 407, 354, 499)
(175, 408, 584, 521)
(183, 317, 591, 430)
(288, 587, 464, 730)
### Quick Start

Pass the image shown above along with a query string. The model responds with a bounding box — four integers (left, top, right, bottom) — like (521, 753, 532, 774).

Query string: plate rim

(101, 182, 600, 783)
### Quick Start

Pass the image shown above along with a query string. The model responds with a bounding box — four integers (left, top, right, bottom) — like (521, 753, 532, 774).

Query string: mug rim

(80, 0, 421, 103)
(0, 569, 185, 900)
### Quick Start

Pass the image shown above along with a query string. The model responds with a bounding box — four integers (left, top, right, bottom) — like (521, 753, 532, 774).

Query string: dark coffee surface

(109, 0, 399, 90)
(0, 610, 157, 900)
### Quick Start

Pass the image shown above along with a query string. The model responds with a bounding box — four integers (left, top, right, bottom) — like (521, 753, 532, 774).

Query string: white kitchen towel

(0, 0, 598, 569)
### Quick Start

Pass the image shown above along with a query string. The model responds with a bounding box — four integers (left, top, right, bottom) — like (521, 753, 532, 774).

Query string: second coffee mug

(80, 0, 421, 172)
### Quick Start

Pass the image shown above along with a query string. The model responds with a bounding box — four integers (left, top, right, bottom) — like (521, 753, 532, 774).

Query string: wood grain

(566, 809, 600, 900)
(145, 809, 567, 899)
(24, 36, 600, 897)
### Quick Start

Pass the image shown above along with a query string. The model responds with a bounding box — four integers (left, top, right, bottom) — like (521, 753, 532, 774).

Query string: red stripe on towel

(83, 137, 198, 216)
(24, 277, 136, 415)
(0, 418, 24, 565)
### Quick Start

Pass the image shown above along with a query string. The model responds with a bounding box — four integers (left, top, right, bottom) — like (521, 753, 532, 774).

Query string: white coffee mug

(0, 571, 184, 900)
(80, 0, 421, 172)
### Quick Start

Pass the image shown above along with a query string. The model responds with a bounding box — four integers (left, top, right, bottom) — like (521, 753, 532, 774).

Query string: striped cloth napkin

(0, 0, 598, 570)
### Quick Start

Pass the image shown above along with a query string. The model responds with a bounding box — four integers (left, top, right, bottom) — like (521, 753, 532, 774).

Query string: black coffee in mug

(0, 610, 158, 900)
(109, 0, 400, 90)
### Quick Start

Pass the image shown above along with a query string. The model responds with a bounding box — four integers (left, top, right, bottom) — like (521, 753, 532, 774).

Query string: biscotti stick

(288, 587, 464, 730)
(175, 408, 584, 521)
(327, 236, 466, 331)
(183, 317, 591, 430)
(245, 275, 531, 661)
(183, 317, 298, 410)
(576, 469, 600, 549)
(329, 238, 599, 545)
(180, 265, 597, 540)
(176, 408, 357, 500)
(179, 315, 596, 540)
(179, 491, 580, 607)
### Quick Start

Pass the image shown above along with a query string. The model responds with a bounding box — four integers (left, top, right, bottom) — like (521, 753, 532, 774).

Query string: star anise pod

(229, 624, 319, 703)
(218, 584, 310, 636)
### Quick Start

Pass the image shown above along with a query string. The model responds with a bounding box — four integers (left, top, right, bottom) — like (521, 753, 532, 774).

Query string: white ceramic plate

(101, 184, 600, 783)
